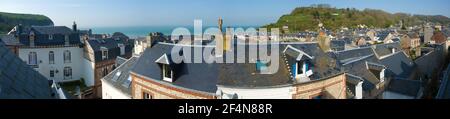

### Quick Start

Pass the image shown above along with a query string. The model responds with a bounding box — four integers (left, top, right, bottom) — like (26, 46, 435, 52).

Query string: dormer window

(64, 35, 70, 46)
(162, 64, 173, 81)
(156, 54, 174, 82)
(101, 47, 108, 60)
(366, 62, 386, 82)
(29, 31, 35, 47)
(118, 44, 125, 55)
(283, 45, 314, 79)
(49, 34, 53, 40)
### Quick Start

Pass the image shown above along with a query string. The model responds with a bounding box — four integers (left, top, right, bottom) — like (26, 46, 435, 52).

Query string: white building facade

(18, 46, 84, 82)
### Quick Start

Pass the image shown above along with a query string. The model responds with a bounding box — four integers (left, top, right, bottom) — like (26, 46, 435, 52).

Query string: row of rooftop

(1, 21, 449, 99)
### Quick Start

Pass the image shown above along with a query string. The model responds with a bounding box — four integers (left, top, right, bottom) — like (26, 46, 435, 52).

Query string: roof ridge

(342, 54, 374, 66)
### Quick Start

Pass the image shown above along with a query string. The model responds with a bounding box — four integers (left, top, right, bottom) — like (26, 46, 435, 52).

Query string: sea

(86, 26, 260, 38)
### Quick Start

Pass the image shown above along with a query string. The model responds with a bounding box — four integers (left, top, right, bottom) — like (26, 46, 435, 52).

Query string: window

(50, 70, 54, 78)
(49, 34, 53, 40)
(102, 49, 108, 60)
(103, 67, 108, 77)
(64, 50, 71, 63)
(256, 60, 268, 72)
(64, 35, 70, 46)
(64, 67, 72, 80)
(297, 61, 304, 74)
(28, 52, 37, 65)
(49, 51, 54, 64)
(111, 71, 121, 82)
(143, 92, 153, 99)
(162, 64, 172, 79)
(122, 76, 132, 88)
(118, 44, 125, 55)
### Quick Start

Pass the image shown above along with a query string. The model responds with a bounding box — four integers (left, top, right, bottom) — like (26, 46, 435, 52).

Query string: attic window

(101, 47, 108, 60)
(118, 44, 125, 55)
(162, 64, 173, 82)
(64, 35, 70, 46)
(155, 54, 174, 82)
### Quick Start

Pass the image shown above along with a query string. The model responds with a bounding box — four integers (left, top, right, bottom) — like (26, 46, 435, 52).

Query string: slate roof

(340, 54, 381, 91)
(379, 51, 416, 79)
(102, 56, 138, 97)
(32, 26, 74, 35)
(218, 43, 294, 88)
(339, 37, 353, 44)
(371, 42, 401, 58)
(0, 41, 54, 99)
(281, 43, 342, 80)
(115, 56, 128, 66)
(0, 35, 22, 46)
(87, 38, 134, 62)
(387, 79, 422, 97)
(330, 40, 345, 51)
(131, 43, 219, 93)
(131, 42, 343, 93)
(330, 47, 375, 64)
(14, 26, 81, 46)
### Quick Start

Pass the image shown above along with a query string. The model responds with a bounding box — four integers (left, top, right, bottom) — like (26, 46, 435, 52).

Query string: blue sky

(0, 0, 449, 27)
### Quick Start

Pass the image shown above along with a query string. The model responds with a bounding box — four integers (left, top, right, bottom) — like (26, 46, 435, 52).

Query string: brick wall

(131, 73, 215, 99)
(292, 73, 347, 99)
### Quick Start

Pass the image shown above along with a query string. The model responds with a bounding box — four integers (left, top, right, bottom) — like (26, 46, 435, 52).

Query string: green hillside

(263, 6, 450, 33)
(0, 12, 54, 34)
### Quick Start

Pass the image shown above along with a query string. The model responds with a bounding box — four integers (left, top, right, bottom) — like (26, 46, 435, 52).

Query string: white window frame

(101, 48, 108, 60)
(64, 67, 72, 80)
(162, 64, 173, 82)
(28, 52, 37, 66)
(64, 50, 71, 63)
(118, 44, 125, 56)
(49, 51, 54, 64)
(50, 70, 55, 78)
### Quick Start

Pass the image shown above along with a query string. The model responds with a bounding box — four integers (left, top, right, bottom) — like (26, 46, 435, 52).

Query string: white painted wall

(82, 58, 95, 86)
(18, 47, 83, 83)
(101, 80, 131, 99)
(217, 86, 293, 99)
(134, 40, 148, 56)
(355, 81, 363, 99)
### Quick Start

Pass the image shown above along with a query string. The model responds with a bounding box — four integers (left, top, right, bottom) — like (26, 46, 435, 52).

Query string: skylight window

(122, 76, 132, 88)
(112, 71, 121, 82)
